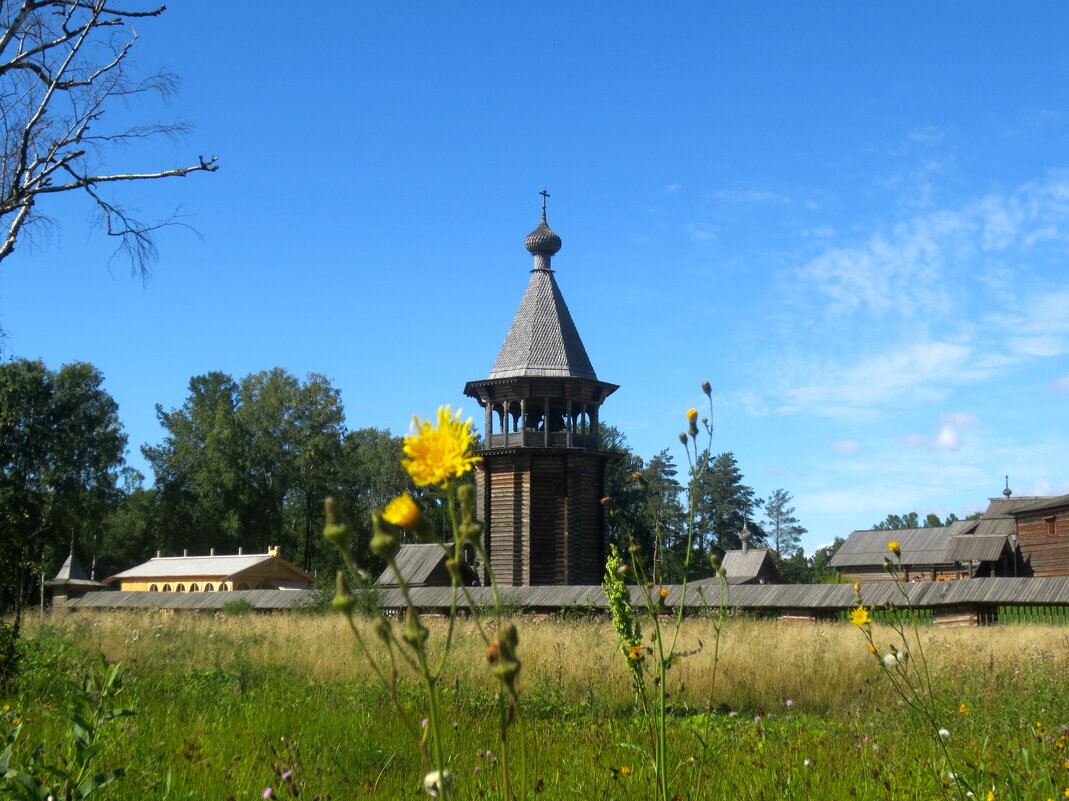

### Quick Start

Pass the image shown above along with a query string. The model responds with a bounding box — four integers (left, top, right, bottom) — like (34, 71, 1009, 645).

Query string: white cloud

(939, 412, 979, 428)
(686, 223, 716, 242)
(1024, 479, 1069, 497)
(829, 440, 859, 454)
(779, 340, 978, 419)
(904, 412, 978, 451)
(1051, 375, 1069, 392)
(934, 425, 960, 450)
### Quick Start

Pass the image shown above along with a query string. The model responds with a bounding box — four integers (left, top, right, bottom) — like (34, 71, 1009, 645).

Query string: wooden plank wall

(1018, 507, 1069, 577)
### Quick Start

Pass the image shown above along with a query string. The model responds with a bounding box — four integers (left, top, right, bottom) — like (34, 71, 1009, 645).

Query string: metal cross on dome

(539, 189, 550, 214)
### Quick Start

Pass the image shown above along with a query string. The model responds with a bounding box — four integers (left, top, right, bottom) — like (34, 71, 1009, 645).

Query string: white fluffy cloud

(829, 440, 860, 454)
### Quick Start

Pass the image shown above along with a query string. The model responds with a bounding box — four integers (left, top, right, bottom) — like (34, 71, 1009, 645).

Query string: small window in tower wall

(1046, 516, 1057, 537)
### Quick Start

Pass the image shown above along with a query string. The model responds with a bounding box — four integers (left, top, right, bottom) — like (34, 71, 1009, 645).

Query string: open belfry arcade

(463, 194, 618, 587)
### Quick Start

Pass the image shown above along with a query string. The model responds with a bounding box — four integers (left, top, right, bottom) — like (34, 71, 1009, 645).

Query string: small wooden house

(830, 519, 1012, 583)
(46, 550, 106, 607)
(107, 547, 312, 592)
(691, 547, 783, 586)
(1005, 493, 1069, 576)
(376, 543, 479, 588)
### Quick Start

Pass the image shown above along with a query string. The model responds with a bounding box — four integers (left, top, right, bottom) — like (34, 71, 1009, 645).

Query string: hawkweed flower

(382, 493, 421, 528)
(659, 587, 669, 600)
(850, 605, 871, 627)
(403, 405, 481, 488)
(686, 407, 699, 437)
(621, 766, 632, 776)
(629, 644, 642, 661)
(888, 540, 901, 556)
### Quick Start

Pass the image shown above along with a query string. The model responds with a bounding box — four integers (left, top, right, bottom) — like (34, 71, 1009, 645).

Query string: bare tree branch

(0, 0, 217, 276)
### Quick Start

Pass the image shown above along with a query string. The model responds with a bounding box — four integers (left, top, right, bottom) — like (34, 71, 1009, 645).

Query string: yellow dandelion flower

(887, 540, 901, 556)
(867, 644, 877, 655)
(402, 406, 481, 488)
(11, 718, 19, 725)
(381, 493, 420, 528)
(659, 587, 669, 599)
(853, 581, 861, 594)
(1063, 759, 1069, 769)
(1, 705, 8, 712)
(850, 605, 871, 627)
(1063, 788, 1068, 799)
(960, 703, 970, 715)
(987, 792, 995, 801)
(628, 645, 642, 661)
(621, 766, 632, 776)
(686, 408, 698, 423)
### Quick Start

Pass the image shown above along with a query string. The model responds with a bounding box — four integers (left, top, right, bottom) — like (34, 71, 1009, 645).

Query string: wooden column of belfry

(464, 197, 618, 586)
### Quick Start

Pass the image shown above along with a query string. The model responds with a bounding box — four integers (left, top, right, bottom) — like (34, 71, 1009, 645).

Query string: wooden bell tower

(464, 195, 618, 586)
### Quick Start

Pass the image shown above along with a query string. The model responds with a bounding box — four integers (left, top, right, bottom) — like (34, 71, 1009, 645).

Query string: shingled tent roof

(46, 550, 105, 589)
(487, 214, 597, 381)
(692, 548, 782, 585)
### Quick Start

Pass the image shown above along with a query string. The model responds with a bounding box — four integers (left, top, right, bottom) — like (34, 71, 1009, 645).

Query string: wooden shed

(829, 520, 1011, 582)
(1009, 494, 1069, 576)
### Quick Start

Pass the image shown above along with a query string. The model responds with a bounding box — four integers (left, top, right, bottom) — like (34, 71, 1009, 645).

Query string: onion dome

(524, 211, 562, 255)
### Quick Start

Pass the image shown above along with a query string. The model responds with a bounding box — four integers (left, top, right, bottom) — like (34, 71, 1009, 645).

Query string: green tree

(144, 369, 345, 566)
(599, 424, 645, 549)
(873, 511, 959, 530)
(0, 359, 126, 610)
(762, 488, 807, 557)
(689, 451, 763, 574)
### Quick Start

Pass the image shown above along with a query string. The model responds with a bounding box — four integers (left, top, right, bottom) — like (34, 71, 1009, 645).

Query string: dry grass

(28, 610, 1069, 719)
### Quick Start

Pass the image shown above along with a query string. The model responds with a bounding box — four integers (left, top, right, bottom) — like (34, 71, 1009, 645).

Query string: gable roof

(973, 497, 1049, 538)
(831, 519, 1011, 568)
(1011, 493, 1069, 515)
(488, 267, 597, 381)
(107, 552, 312, 583)
(376, 544, 447, 587)
(722, 548, 779, 584)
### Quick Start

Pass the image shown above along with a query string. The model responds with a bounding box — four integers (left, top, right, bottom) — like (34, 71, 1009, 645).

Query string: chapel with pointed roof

(463, 197, 617, 586)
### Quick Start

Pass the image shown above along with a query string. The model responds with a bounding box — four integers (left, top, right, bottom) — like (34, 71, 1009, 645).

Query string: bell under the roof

(488, 209, 597, 381)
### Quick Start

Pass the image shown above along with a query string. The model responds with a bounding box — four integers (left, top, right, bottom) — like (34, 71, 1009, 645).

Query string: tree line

(1, 357, 823, 611)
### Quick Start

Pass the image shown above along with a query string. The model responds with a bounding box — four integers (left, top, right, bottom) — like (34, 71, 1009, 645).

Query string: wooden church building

(461, 200, 617, 587)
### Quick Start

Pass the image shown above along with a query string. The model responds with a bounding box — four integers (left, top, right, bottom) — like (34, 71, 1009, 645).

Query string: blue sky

(3, 2, 1068, 552)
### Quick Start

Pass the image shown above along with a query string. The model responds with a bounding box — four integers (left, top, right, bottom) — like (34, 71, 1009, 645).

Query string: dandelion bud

(709, 553, 721, 570)
(402, 608, 429, 647)
(331, 572, 357, 619)
(617, 563, 630, 577)
(370, 512, 401, 561)
(701, 380, 712, 396)
(323, 498, 350, 549)
(679, 433, 688, 445)
(883, 557, 893, 572)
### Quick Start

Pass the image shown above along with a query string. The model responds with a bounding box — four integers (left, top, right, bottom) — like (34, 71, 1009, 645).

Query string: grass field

(3, 611, 1069, 799)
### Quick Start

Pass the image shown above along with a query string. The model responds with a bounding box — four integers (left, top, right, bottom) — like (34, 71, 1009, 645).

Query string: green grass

(3, 613, 1069, 799)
